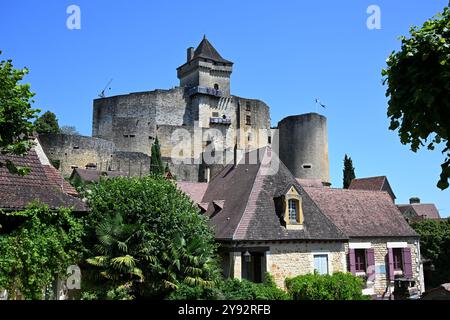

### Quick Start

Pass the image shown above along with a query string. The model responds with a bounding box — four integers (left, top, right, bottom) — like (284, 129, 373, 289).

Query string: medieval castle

(39, 36, 330, 185)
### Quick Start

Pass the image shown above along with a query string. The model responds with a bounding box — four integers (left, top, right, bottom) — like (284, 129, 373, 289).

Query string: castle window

(149, 136, 154, 140)
(302, 164, 312, 169)
(73, 146, 79, 150)
(212, 112, 219, 117)
(268, 136, 272, 144)
(179, 150, 184, 157)
(246, 101, 251, 112)
(248, 133, 252, 142)
(129, 135, 135, 138)
(246, 115, 251, 125)
(214, 84, 219, 90)
(123, 135, 129, 138)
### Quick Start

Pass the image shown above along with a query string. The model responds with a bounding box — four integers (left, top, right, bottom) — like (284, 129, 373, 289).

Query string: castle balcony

(188, 86, 224, 97)
(210, 116, 231, 125)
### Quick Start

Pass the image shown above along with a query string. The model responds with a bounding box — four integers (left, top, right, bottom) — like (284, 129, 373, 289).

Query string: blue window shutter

(388, 248, 395, 281)
(402, 247, 413, 279)
(366, 248, 376, 281)
(349, 249, 356, 274)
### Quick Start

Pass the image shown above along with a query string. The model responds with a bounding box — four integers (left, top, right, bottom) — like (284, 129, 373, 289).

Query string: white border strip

(349, 242, 372, 249)
(387, 242, 407, 248)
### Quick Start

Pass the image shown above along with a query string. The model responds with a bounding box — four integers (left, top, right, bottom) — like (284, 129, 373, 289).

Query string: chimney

(187, 47, 194, 62)
(410, 197, 420, 204)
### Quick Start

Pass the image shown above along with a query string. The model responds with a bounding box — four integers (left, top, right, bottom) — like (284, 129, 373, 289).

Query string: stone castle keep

(40, 36, 330, 185)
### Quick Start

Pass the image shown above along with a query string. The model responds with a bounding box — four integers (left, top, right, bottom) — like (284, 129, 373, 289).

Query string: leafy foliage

(382, 4, 450, 189)
(34, 111, 59, 134)
(150, 136, 165, 176)
(83, 176, 220, 299)
(168, 273, 289, 300)
(0, 203, 84, 299)
(60, 125, 80, 135)
(285, 272, 369, 300)
(343, 154, 356, 189)
(0, 51, 39, 175)
(411, 219, 450, 286)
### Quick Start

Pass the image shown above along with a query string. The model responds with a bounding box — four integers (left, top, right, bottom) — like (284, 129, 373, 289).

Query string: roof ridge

(232, 154, 264, 240)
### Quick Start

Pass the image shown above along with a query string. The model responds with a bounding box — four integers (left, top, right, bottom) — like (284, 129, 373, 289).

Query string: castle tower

(177, 36, 233, 96)
(277, 113, 330, 185)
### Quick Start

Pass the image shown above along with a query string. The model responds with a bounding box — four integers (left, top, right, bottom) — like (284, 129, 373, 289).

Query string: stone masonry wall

(344, 237, 423, 298)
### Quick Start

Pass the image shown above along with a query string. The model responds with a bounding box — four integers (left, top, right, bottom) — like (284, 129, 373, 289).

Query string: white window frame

(386, 242, 407, 248)
(349, 242, 372, 249)
(311, 252, 332, 275)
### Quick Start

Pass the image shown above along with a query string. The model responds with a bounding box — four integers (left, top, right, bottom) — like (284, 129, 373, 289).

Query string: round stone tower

(277, 113, 330, 185)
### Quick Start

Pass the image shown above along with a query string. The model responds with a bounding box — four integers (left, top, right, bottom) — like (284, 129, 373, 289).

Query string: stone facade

(223, 241, 347, 289)
(345, 237, 424, 298)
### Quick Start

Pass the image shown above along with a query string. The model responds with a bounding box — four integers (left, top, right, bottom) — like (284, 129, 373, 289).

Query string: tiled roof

(397, 203, 441, 220)
(349, 176, 396, 201)
(0, 144, 86, 211)
(179, 148, 347, 242)
(349, 176, 386, 191)
(70, 168, 127, 183)
(304, 187, 417, 238)
(192, 36, 233, 64)
(177, 182, 209, 204)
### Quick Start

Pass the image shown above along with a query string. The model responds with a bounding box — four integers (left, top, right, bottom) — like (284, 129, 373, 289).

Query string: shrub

(218, 274, 289, 300)
(285, 272, 369, 300)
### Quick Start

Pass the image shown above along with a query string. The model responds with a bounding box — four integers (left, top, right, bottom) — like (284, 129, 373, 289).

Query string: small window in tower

(268, 136, 272, 144)
(214, 84, 219, 90)
(248, 133, 252, 142)
(123, 135, 129, 138)
(246, 115, 251, 125)
(212, 112, 219, 117)
(129, 135, 135, 138)
(73, 146, 79, 150)
(302, 164, 312, 169)
(246, 101, 251, 112)
(179, 150, 184, 157)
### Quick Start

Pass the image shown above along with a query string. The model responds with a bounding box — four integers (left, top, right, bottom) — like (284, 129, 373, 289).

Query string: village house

(0, 137, 86, 214)
(178, 147, 425, 298)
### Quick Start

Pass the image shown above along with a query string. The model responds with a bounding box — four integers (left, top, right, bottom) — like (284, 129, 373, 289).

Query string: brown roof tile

(397, 203, 441, 220)
(304, 187, 417, 238)
(0, 145, 86, 211)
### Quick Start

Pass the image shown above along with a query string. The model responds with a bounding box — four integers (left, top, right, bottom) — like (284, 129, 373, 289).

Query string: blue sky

(1, 0, 449, 216)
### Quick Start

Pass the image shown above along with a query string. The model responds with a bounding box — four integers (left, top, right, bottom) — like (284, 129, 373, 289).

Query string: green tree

(82, 176, 220, 299)
(0, 203, 84, 299)
(382, 4, 450, 190)
(60, 125, 80, 135)
(343, 154, 356, 189)
(0, 51, 39, 175)
(150, 136, 164, 176)
(411, 219, 450, 286)
(34, 111, 59, 134)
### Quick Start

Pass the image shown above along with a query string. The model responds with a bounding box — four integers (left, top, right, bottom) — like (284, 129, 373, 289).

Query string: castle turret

(177, 36, 233, 96)
(277, 113, 330, 185)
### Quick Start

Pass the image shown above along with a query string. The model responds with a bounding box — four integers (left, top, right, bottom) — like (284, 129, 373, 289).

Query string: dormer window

(280, 185, 304, 230)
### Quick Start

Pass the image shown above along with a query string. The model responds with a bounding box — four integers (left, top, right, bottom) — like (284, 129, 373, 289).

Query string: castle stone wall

(38, 134, 115, 177)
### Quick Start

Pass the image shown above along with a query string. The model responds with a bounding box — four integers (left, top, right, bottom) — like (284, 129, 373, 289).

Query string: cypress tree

(150, 136, 164, 176)
(343, 154, 356, 189)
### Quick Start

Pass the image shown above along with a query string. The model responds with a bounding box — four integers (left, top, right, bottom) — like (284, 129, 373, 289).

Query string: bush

(285, 272, 369, 300)
(168, 274, 290, 300)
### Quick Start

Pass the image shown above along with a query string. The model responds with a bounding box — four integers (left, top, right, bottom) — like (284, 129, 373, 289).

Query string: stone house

(0, 137, 86, 213)
(178, 147, 424, 298)
(304, 187, 423, 297)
